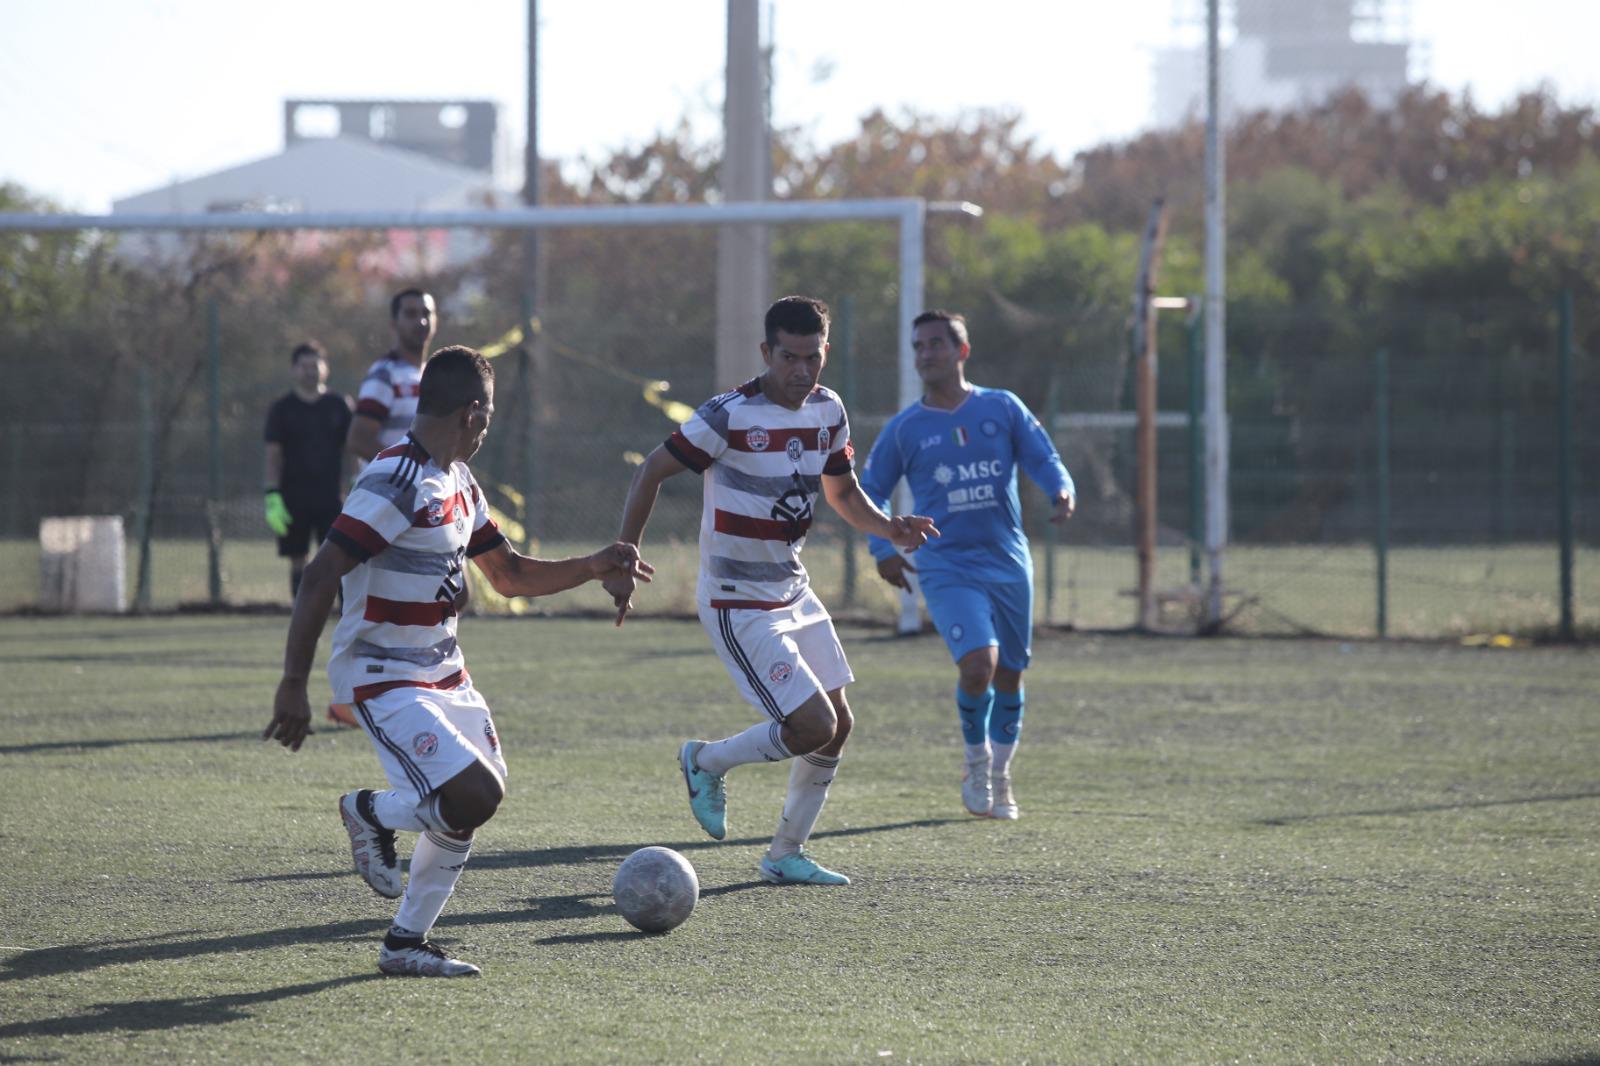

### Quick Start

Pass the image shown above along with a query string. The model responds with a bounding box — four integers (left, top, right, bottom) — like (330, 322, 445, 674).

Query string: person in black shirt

(264, 341, 354, 597)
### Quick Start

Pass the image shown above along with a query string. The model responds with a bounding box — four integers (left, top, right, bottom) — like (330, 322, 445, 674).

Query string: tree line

(0, 86, 1594, 539)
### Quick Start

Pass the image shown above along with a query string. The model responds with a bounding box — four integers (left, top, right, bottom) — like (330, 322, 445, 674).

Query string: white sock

(965, 742, 992, 766)
(391, 830, 473, 937)
(992, 742, 1017, 778)
(371, 788, 427, 831)
(769, 752, 840, 859)
(697, 720, 792, 775)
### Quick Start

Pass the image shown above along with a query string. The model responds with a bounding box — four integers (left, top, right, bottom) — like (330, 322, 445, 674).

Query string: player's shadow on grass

(0, 923, 389, 984)
(477, 817, 963, 872)
(0, 974, 380, 1041)
(1254, 790, 1600, 826)
(0, 732, 259, 756)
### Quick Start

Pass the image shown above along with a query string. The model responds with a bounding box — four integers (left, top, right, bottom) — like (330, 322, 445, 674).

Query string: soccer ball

(612, 846, 698, 933)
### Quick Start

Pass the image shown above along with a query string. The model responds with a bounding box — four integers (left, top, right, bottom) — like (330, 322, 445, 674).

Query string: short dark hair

(290, 340, 326, 365)
(390, 287, 432, 319)
(418, 345, 494, 416)
(764, 295, 830, 347)
(913, 309, 969, 348)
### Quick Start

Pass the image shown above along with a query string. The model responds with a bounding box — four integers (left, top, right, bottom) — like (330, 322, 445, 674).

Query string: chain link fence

(0, 226, 1591, 639)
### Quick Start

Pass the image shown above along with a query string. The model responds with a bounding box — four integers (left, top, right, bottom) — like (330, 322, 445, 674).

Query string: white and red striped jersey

(664, 378, 854, 610)
(324, 435, 506, 703)
(354, 352, 424, 450)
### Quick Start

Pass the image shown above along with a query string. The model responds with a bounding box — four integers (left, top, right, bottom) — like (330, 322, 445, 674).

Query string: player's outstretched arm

(263, 540, 360, 752)
(607, 446, 689, 625)
(822, 471, 940, 550)
(471, 540, 654, 602)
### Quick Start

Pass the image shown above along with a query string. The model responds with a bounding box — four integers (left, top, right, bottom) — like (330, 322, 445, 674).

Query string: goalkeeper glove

(264, 489, 292, 536)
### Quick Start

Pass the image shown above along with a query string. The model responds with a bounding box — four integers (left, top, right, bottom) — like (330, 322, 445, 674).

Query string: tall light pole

(715, 0, 772, 387)
(1203, 0, 1229, 629)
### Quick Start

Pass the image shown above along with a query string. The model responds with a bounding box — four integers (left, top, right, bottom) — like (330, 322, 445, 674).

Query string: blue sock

(957, 686, 994, 747)
(991, 688, 1024, 748)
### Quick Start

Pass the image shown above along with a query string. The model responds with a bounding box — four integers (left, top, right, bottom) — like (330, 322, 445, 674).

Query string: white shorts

(698, 589, 854, 721)
(353, 676, 507, 798)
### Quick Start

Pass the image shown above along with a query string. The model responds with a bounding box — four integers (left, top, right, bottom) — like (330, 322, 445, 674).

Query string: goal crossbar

(0, 196, 982, 631)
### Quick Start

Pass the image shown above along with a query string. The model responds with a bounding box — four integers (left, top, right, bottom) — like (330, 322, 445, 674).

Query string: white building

(112, 103, 506, 269)
(1153, 0, 1413, 128)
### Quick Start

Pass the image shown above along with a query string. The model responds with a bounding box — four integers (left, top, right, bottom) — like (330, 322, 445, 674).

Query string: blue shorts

(920, 572, 1034, 672)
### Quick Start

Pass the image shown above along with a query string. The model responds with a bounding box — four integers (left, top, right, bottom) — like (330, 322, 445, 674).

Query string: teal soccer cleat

(679, 740, 727, 840)
(758, 848, 850, 886)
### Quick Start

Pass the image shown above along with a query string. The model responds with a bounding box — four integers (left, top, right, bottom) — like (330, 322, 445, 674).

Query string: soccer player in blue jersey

(860, 310, 1075, 820)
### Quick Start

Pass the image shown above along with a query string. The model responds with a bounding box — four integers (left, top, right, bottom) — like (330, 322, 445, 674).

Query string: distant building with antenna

(1153, 0, 1416, 127)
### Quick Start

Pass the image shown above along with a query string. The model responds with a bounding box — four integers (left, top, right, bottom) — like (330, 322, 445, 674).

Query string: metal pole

(7, 422, 22, 539)
(836, 295, 858, 606)
(895, 201, 925, 635)
(1557, 289, 1575, 641)
(1375, 348, 1390, 639)
(1203, 0, 1229, 629)
(518, 291, 538, 546)
(1187, 302, 1204, 588)
(206, 298, 223, 605)
(134, 368, 154, 613)
(1044, 370, 1061, 626)
(1134, 201, 1168, 631)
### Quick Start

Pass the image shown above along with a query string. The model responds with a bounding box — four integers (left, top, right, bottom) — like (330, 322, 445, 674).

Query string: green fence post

(134, 367, 155, 613)
(836, 296, 857, 606)
(206, 297, 224, 606)
(1375, 348, 1390, 639)
(1044, 369, 1060, 626)
(1187, 303, 1204, 588)
(1497, 409, 1515, 543)
(519, 292, 538, 548)
(7, 422, 22, 540)
(1557, 289, 1575, 642)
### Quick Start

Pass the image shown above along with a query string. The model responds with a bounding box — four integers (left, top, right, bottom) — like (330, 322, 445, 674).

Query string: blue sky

(3, 0, 1595, 212)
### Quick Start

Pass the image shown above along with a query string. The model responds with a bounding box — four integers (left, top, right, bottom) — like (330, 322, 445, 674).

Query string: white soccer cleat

(991, 773, 1020, 820)
(377, 939, 481, 977)
(961, 754, 993, 817)
(339, 791, 402, 899)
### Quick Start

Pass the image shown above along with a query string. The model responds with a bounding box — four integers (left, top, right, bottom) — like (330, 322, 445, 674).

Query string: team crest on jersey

(981, 418, 1001, 437)
(483, 720, 499, 751)
(818, 427, 831, 453)
(454, 511, 466, 533)
(426, 501, 445, 525)
(413, 732, 439, 757)
(769, 661, 793, 684)
(786, 437, 804, 462)
(746, 426, 770, 451)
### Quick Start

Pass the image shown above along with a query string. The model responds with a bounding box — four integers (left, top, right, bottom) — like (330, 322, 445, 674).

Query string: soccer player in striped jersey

(346, 288, 437, 462)
(263, 346, 652, 977)
(607, 296, 937, 886)
(860, 310, 1076, 821)
(327, 287, 440, 730)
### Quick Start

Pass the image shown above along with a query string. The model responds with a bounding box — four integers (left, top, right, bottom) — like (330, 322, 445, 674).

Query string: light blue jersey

(862, 386, 1073, 584)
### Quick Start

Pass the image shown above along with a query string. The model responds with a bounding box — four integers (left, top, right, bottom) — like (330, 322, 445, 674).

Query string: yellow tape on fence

(476, 318, 694, 427)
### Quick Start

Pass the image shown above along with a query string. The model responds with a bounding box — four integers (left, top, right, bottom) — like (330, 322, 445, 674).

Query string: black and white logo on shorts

(949, 623, 965, 642)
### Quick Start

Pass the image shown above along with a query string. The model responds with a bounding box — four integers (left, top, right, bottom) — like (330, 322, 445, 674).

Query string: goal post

(0, 197, 976, 626)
